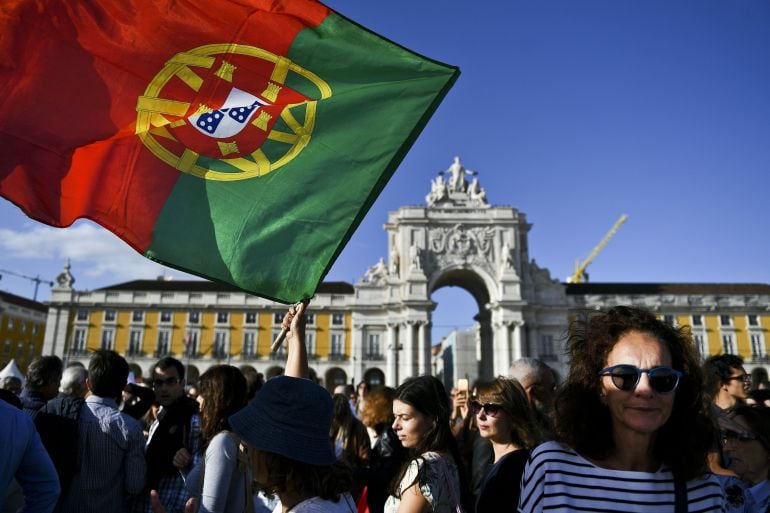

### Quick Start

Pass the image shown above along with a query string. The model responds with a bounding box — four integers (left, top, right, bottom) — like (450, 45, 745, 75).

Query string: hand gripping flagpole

(270, 301, 307, 352)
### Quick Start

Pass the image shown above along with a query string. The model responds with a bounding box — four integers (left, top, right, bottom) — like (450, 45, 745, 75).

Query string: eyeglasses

(598, 365, 682, 394)
(721, 429, 757, 446)
(727, 374, 751, 383)
(470, 401, 504, 418)
(152, 377, 181, 388)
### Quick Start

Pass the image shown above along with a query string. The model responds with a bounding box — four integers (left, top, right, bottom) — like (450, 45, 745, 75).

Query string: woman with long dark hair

(185, 364, 248, 513)
(385, 375, 466, 513)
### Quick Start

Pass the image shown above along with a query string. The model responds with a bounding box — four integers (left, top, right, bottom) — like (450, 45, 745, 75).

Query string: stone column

(404, 321, 417, 379)
(512, 321, 525, 362)
(494, 321, 512, 376)
(386, 323, 398, 386)
(352, 324, 365, 385)
(417, 321, 430, 376)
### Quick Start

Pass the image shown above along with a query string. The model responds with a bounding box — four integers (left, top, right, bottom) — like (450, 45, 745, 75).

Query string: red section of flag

(0, 0, 329, 251)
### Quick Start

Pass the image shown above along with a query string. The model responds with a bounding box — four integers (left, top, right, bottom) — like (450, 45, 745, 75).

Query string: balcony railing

(328, 354, 348, 362)
(363, 353, 384, 361)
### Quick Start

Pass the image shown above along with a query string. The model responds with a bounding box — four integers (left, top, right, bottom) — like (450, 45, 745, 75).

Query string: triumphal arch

(352, 157, 568, 385)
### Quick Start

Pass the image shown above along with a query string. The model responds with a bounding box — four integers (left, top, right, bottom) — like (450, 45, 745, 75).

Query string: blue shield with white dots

(189, 87, 267, 139)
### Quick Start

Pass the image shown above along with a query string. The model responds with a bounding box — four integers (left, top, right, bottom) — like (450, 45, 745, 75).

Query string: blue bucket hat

(229, 375, 335, 466)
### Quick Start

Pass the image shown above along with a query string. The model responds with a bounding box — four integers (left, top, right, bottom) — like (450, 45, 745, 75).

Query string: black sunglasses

(470, 401, 504, 418)
(152, 377, 181, 388)
(598, 365, 682, 394)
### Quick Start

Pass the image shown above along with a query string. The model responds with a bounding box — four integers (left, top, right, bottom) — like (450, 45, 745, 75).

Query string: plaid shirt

(133, 413, 202, 513)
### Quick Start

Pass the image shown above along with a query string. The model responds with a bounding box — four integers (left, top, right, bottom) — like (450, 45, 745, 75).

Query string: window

(539, 334, 556, 361)
(663, 315, 675, 326)
(213, 331, 228, 358)
(691, 315, 702, 327)
(76, 309, 89, 321)
(32, 324, 39, 336)
(273, 313, 283, 325)
(722, 334, 735, 355)
(330, 333, 344, 359)
(156, 330, 171, 356)
(306, 331, 316, 358)
(694, 334, 707, 358)
(332, 313, 344, 326)
(751, 334, 765, 359)
(160, 310, 172, 323)
(366, 333, 381, 359)
(748, 315, 759, 327)
(185, 332, 199, 357)
(243, 331, 256, 358)
(104, 310, 116, 322)
(73, 329, 87, 355)
(245, 312, 257, 324)
(188, 311, 200, 324)
(2, 340, 10, 355)
(101, 329, 114, 351)
(19, 322, 27, 333)
(305, 313, 315, 325)
(6, 318, 12, 330)
(132, 310, 144, 323)
(216, 312, 229, 324)
(720, 315, 732, 327)
(128, 330, 143, 356)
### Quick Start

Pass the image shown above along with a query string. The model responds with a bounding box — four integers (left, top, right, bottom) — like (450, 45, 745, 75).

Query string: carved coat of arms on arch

(429, 224, 494, 261)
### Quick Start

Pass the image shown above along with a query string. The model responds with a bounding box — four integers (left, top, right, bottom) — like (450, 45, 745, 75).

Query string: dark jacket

(145, 396, 199, 489)
(36, 396, 86, 497)
(21, 389, 48, 417)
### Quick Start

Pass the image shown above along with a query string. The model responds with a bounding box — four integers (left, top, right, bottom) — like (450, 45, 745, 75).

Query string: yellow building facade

(43, 277, 362, 390)
(0, 290, 47, 373)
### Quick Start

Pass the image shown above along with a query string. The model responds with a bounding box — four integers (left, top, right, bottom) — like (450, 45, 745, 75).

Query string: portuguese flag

(0, 0, 458, 303)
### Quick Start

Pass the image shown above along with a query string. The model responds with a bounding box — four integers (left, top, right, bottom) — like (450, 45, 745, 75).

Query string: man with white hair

(59, 365, 88, 398)
(508, 358, 557, 435)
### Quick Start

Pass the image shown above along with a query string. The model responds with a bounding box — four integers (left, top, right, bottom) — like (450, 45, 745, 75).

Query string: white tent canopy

(0, 359, 25, 386)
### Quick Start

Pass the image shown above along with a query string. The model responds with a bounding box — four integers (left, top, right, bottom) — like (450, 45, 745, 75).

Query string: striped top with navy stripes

(518, 441, 725, 513)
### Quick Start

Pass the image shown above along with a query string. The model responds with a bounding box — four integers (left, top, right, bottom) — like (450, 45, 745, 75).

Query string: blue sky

(2, 0, 769, 340)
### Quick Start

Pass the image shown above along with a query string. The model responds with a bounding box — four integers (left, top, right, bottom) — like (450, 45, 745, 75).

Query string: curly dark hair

(26, 355, 63, 391)
(198, 365, 247, 447)
(475, 377, 542, 450)
(702, 354, 745, 399)
(554, 306, 714, 481)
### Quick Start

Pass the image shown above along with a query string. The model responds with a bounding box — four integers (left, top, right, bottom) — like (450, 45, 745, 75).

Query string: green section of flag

(145, 11, 459, 303)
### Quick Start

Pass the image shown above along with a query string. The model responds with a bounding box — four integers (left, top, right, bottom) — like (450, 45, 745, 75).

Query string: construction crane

(567, 214, 628, 284)
(0, 269, 54, 301)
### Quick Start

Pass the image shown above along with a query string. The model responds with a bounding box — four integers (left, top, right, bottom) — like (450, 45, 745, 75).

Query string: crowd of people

(2, 304, 770, 512)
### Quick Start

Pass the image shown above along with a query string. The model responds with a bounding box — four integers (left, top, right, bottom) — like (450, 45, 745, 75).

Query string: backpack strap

(674, 479, 687, 513)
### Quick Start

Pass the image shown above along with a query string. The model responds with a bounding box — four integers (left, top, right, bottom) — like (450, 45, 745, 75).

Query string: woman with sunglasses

(519, 306, 723, 513)
(385, 375, 467, 513)
(473, 378, 540, 513)
(719, 405, 770, 512)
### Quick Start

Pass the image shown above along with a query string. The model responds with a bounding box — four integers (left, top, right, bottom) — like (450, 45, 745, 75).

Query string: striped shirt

(518, 441, 725, 513)
(62, 395, 146, 513)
